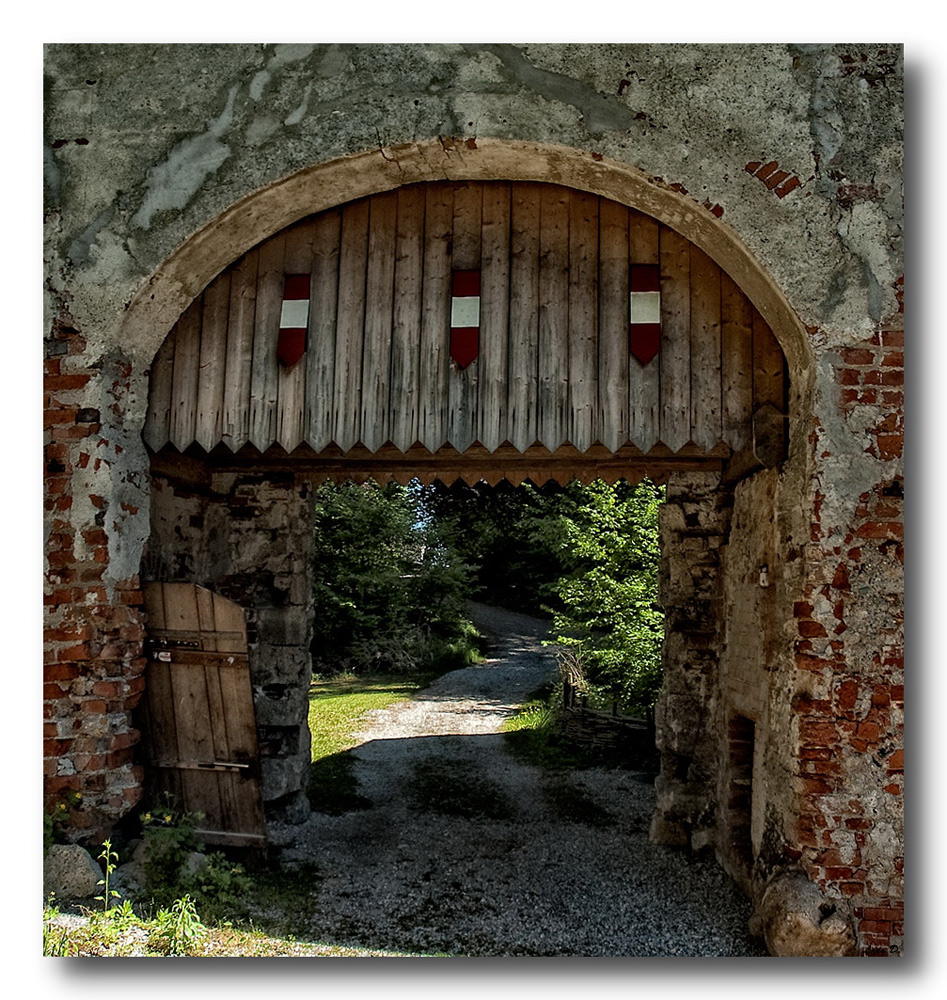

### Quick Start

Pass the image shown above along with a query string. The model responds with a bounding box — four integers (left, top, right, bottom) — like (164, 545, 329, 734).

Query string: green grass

(42, 903, 433, 957)
(306, 671, 446, 813)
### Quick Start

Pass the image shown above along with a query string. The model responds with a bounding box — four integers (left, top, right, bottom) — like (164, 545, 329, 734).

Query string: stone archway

(135, 155, 812, 910)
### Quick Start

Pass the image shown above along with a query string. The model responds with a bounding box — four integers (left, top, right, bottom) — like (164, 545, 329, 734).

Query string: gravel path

(269, 603, 766, 957)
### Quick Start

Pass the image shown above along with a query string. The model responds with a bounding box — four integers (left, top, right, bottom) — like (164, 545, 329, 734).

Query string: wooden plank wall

(144, 181, 788, 460)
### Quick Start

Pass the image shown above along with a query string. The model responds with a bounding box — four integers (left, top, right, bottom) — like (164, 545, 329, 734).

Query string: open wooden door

(138, 582, 267, 850)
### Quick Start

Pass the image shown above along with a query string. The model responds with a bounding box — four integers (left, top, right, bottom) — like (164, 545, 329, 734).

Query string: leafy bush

(138, 799, 250, 920)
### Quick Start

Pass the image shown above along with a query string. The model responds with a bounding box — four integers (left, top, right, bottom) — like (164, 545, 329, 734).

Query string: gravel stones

(267, 603, 766, 956)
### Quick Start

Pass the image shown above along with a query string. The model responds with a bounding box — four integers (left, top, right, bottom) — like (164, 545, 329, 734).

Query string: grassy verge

(306, 669, 454, 814)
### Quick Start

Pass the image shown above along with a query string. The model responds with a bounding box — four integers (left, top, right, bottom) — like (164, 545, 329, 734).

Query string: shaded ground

(266, 603, 766, 957)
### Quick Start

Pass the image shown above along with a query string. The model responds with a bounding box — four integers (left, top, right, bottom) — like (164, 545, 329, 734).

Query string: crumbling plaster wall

(44, 43, 903, 953)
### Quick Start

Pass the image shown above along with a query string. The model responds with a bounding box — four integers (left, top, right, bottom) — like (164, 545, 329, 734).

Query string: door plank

(721, 271, 753, 451)
(598, 199, 630, 452)
(249, 233, 287, 451)
(418, 184, 453, 452)
(568, 190, 598, 452)
(144, 326, 177, 451)
(538, 184, 570, 452)
(361, 192, 398, 453)
(508, 183, 541, 452)
(195, 271, 231, 452)
(169, 299, 202, 452)
(222, 250, 259, 452)
(305, 210, 342, 452)
(334, 200, 371, 452)
(689, 246, 722, 452)
(478, 182, 511, 452)
(658, 225, 691, 453)
(389, 186, 425, 452)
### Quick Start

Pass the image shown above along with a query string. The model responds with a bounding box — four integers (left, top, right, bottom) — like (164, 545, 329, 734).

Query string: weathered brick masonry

(43, 43, 903, 955)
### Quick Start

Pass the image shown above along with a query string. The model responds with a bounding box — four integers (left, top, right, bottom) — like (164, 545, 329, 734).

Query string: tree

(309, 480, 475, 675)
(550, 479, 664, 714)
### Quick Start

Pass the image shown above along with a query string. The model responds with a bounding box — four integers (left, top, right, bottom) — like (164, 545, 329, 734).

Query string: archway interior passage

(144, 180, 788, 484)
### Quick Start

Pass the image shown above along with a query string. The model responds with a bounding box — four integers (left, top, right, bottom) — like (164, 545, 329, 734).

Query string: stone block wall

(144, 470, 315, 822)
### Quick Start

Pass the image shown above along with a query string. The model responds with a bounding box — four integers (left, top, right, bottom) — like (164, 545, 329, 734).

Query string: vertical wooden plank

(508, 183, 541, 453)
(752, 308, 785, 412)
(162, 585, 220, 819)
(361, 192, 398, 453)
(690, 246, 722, 451)
(194, 272, 231, 452)
(211, 593, 260, 765)
(629, 211, 661, 452)
(658, 225, 691, 453)
(305, 210, 342, 452)
(389, 186, 425, 452)
(277, 219, 315, 453)
(169, 298, 202, 451)
(418, 184, 453, 452)
(568, 191, 598, 452)
(334, 200, 370, 451)
(249, 232, 286, 452)
(197, 587, 240, 836)
(447, 181, 482, 452)
(142, 584, 178, 766)
(144, 327, 177, 451)
(478, 182, 511, 452)
(721, 272, 753, 451)
(222, 250, 259, 452)
(598, 199, 630, 453)
(538, 185, 570, 452)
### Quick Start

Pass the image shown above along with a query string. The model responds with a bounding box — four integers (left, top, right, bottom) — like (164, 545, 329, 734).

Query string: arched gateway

(43, 45, 904, 958)
(139, 162, 800, 915)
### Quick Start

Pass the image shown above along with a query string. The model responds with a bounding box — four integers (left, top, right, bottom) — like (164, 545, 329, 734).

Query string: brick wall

(43, 320, 146, 840)
(789, 331, 904, 955)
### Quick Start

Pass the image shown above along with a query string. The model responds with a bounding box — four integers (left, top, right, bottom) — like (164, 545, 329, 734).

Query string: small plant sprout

(95, 838, 121, 913)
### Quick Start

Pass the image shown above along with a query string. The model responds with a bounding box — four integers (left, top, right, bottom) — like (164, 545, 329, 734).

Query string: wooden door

(137, 582, 267, 850)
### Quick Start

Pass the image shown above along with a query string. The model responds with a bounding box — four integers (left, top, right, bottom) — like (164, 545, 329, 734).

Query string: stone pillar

(145, 469, 315, 824)
(650, 471, 731, 852)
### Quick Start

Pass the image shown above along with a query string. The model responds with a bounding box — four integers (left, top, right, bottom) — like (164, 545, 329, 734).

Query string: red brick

(775, 175, 802, 198)
(882, 330, 903, 347)
(840, 348, 875, 366)
(881, 369, 903, 385)
(799, 720, 839, 745)
(887, 749, 904, 771)
(882, 351, 903, 367)
(799, 620, 828, 637)
(44, 373, 91, 391)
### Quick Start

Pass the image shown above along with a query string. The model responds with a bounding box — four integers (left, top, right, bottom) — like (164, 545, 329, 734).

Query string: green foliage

(549, 479, 664, 714)
(424, 480, 576, 616)
(138, 798, 250, 921)
(149, 894, 206, 956)
(428, 477, 665, 712)
(95, 838, 120, 912)
(310, 480, 480, 675)
(140, 801, 202, 906)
